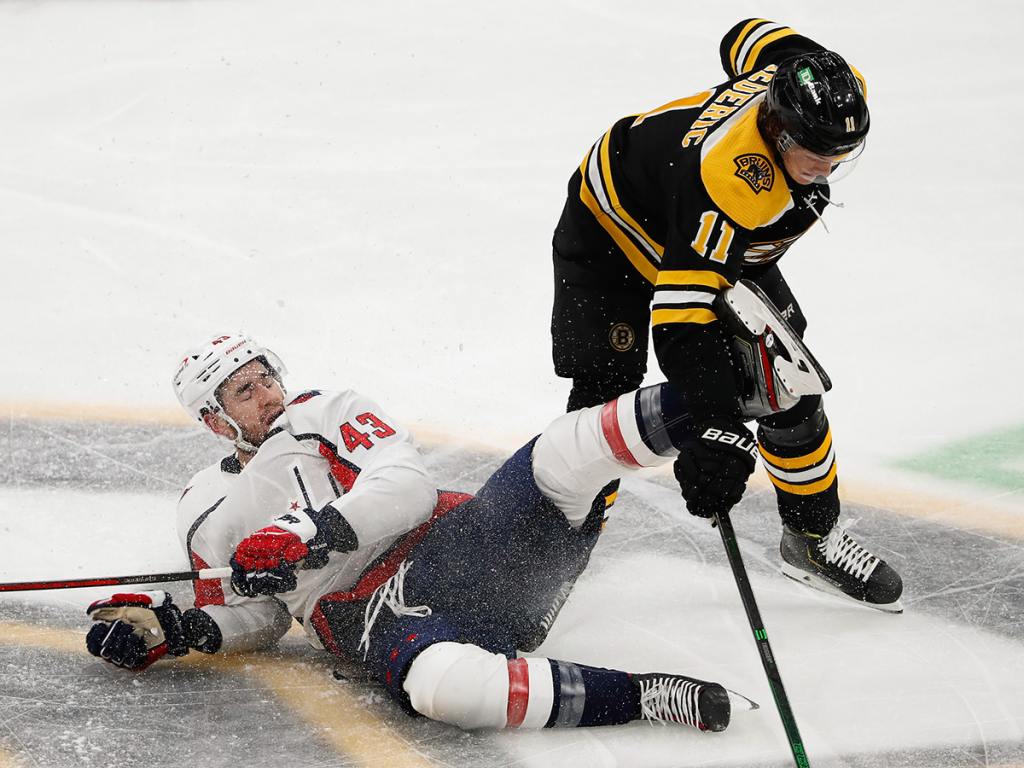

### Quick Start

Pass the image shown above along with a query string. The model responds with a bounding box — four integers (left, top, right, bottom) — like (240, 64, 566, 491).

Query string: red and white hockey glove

(230, 525, 309, 597)
(230, 506, 360, 598)
(86, 591, 191, 670)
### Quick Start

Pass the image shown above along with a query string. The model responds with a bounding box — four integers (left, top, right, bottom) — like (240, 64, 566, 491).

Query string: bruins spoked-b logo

(734, 153, 775, 194)
(609, 322, 636, 352)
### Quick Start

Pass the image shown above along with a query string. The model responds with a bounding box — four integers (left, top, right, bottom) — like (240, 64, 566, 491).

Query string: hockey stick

(715, 509, 810, 768)
(0, 566, 232, 593)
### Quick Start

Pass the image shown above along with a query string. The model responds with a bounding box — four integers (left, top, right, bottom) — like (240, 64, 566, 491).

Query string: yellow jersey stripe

(605, 490, 618, 507)
(598, 131, 664, 258)
(759, 429, 833, 470)
(577, 146, 591, 176)
(578, 163, 659, 284)
(655, 270, 732, 290)
(729, 18, 768, 74)
(766, 462, 838, 496)
(742, 27, 796, 73)
(651, 307, 717, 326)
(632, 91, 714, 127)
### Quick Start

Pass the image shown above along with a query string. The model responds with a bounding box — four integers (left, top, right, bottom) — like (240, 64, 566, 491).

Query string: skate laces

(638, 676, 703, 728)
(358, 560, 432, 659)
(818, 519, 879, 582)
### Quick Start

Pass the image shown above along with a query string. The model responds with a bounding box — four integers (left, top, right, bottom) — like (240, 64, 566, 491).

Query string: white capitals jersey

(176, 389, 438, 651)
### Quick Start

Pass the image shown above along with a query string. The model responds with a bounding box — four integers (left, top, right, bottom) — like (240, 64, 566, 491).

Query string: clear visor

(812, 140, 866, 184)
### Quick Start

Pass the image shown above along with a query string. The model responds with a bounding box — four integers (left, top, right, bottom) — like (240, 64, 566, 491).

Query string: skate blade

(726, 688, 759, 712)
(781, 563, 904, 614)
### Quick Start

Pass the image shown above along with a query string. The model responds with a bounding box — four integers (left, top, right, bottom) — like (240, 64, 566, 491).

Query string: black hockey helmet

(763, 50, 869, 157)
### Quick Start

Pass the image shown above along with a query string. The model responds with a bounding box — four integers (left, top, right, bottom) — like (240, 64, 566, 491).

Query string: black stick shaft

(715, 510, 810, 768)
(0, 566, 231, 593)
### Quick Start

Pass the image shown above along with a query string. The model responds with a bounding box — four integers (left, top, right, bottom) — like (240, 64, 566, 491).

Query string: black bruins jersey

(554, 19, 866, 417)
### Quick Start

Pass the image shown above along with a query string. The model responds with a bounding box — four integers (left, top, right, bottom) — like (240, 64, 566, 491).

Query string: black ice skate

(634, 673, 756, 732)
(780, 520, 903, 613)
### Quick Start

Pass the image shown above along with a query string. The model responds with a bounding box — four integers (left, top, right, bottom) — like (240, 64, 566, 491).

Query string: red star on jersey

(289, 501, 300, 511)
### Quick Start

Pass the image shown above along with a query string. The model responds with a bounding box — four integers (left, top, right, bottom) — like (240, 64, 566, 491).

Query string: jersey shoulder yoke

(700, 97, 792, 231)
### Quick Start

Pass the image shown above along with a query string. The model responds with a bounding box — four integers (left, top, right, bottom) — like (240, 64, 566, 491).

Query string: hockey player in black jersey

(549, 19, 903, 611)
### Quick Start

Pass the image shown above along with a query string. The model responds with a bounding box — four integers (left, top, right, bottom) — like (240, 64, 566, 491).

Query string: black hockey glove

(673, 417, 758, 518)
(86, 591, 220, 670)
(230, 503, 359, 598)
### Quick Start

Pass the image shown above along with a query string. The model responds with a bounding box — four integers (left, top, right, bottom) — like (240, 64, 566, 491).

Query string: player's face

(781, 144, 836, 185)
(217, 360, 286, 446)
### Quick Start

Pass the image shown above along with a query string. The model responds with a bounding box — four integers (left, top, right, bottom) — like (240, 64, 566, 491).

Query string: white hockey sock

(532, 386, 681, 526)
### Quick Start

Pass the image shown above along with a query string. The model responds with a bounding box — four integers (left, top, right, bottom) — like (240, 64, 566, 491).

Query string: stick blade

(727, 688, 760, 712)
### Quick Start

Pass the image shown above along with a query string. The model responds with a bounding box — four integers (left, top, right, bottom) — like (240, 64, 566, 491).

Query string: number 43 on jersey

(340, 412, 395, 452)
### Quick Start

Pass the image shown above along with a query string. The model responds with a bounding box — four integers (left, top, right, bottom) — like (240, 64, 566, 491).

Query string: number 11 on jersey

(691, 210, 735, 264)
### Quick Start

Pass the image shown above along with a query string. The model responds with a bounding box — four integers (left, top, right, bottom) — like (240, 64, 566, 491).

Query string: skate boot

(780, 519, 903, 613)
(634, 673, 754, 732)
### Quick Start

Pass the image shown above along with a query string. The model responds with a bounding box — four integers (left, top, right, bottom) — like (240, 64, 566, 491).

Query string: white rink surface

(2, 1, 1024, 767)
(3, 480, 1024, 768)
(2, 0, 1023, 467)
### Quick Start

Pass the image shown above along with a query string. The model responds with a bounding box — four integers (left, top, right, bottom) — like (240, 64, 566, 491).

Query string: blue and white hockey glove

(674, 417, 758, 518)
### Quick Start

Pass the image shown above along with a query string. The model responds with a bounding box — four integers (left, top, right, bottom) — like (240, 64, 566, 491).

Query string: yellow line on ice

(5, 398, 1024, 540)
(841, 477, 1024, 540)
(2, 400, 190, 426)
(0, 399, 519, 453)
(0, 623, 435, 768)
(744, 471, 1024, 539)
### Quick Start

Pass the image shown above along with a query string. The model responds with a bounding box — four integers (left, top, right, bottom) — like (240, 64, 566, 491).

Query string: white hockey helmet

(172, 334, 287, 426)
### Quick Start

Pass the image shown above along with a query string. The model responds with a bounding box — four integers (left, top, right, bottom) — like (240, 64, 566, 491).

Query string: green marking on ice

(895, 425, 1024, 492)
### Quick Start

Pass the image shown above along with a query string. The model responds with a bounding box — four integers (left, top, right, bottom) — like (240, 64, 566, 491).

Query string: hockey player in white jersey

(86, 331, 766, 732)
(86, 280, 901, 731)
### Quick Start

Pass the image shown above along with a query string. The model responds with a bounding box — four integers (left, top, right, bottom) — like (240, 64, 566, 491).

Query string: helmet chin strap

(230, 425, 261, 455)
(209, 373, 286, 457)
(210, 408, 260, 454)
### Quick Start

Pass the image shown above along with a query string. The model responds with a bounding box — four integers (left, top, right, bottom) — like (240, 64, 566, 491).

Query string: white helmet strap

(207, 356, 285, 454)
(220, 410, 261, 454)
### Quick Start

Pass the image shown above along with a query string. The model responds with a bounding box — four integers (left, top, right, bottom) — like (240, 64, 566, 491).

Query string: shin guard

(532, 383, 691, 525)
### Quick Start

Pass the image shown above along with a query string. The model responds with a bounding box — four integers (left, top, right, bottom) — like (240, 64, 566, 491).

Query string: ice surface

(2, 1, 1023, 766)
(2, 425, 1023, 766)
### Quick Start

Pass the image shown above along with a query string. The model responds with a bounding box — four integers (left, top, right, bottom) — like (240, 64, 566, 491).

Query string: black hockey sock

(545, 660, 640, 727)
(758, 396, 839, 535)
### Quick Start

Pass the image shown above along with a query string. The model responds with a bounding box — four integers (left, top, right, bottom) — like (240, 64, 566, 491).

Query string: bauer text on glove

(673, 418, 758, 518)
